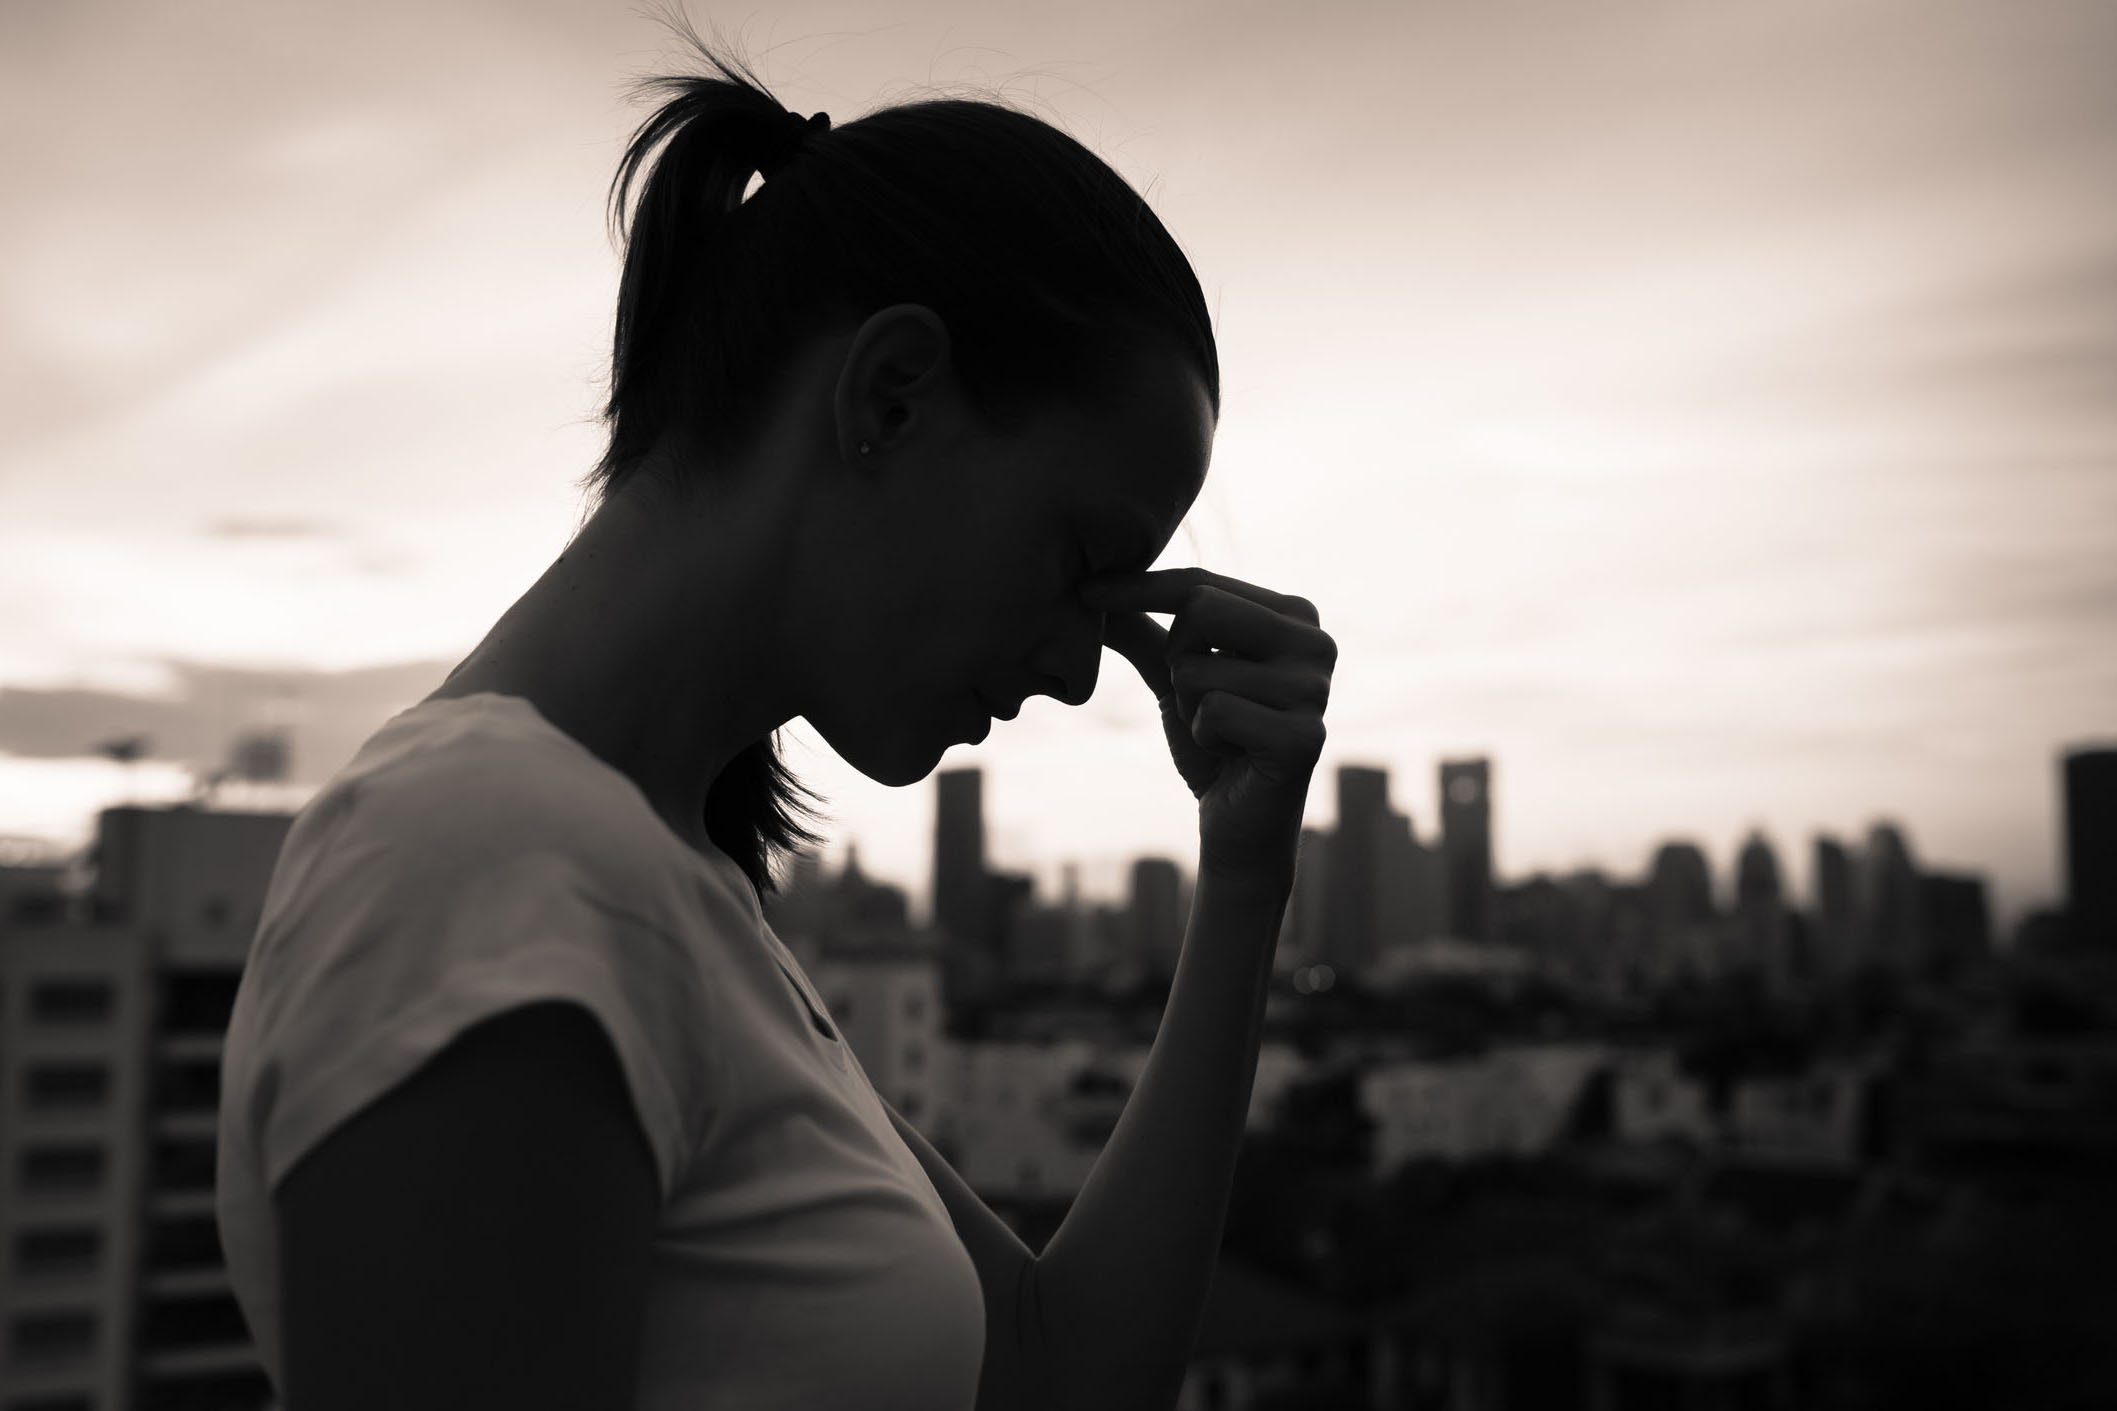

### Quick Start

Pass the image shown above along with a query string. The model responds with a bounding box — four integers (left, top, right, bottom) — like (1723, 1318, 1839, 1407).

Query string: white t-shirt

(216, 692, 986, 1410)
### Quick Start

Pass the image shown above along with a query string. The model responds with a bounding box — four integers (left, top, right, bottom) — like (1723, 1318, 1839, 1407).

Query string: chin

(865, 753, 942, 789)
(827, 727, 947, 789)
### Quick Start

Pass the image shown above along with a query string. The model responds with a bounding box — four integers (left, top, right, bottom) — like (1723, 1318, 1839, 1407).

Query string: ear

(832, 304, 958, 463)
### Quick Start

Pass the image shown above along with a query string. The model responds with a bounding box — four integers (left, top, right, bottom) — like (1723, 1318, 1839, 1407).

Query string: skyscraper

(1733, 831, 1790, 993)
(1439, 758, 1495, 944)
(1646, 841, 1716, 984)
(1918, 871, 1991, 979)
(2064, 746, 2117, 950)
(1860, 822, 1925, 977)
(931, 768, 991, 1012)
(932, 768, 986, 943)
(1377, 807, 1447, 954)
(1325, 765, 1390, 973)
(1128, 858, 1185, 978)
(1812, 834, 1858, 981)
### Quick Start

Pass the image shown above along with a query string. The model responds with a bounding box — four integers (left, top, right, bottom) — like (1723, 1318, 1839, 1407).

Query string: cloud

(0, 656, 456, 785)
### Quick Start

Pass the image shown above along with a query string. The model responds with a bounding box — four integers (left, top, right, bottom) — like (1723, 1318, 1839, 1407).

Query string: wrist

(1195, 855, 1295, 901)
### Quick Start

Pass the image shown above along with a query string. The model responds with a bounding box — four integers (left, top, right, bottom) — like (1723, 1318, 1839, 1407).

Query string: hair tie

(756, 108, 831, 181)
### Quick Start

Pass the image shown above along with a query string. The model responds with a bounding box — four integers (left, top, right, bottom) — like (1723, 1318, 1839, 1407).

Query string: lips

(980, 692, 1023, 721)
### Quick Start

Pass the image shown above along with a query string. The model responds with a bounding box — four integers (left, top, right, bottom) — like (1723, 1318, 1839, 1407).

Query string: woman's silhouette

(215, 27, 1334, 1411)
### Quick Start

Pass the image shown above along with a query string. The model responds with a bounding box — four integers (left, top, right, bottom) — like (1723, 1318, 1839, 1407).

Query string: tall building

(1732, 831, 1792, 993)
(931, 768, 987, 942)
(1439, 758, 1495, 944)
(1324, 766, 1390, 974)
(1919, 871, 1992, 980)
(2064, 746, 2117, 950)
(931, 769, 992, 1010)
(1, 805, 294, 1411)
(1646, 841, 1717, 985)
(1376, 807, 1448, 955)
(1555, 869, 1618, 993)
(1128, 858, 1185, 980)
(1860, 822, 1926, 978)
(1811, 834, 1859, 981)
(90, 806, 292, 965)
(1606, 883, 1655, 995)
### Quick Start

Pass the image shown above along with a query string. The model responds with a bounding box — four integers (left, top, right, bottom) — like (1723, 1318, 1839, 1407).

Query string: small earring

(858, 440, 872, 456)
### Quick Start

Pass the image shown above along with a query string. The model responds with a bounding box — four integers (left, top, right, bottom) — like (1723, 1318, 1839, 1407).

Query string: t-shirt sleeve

(248, 848, 715, 1207)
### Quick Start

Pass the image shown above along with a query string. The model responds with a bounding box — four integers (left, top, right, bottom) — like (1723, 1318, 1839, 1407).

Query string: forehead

(1060, 345, 1213, 537)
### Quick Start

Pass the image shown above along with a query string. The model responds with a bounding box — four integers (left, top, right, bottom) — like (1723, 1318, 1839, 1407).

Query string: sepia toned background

(3, 0, 2113, 935)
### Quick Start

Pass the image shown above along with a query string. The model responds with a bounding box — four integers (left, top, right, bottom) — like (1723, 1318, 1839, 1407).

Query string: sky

(2, 0, 2113, 936)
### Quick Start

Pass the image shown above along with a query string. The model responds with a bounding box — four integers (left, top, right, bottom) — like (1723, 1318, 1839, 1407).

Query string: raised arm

(1025, 867, 1288, 1410)
(1028, 565, 1330, 1410)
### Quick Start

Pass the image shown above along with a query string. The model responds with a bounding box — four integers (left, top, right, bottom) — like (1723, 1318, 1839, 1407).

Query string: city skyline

(4, 2, 2113, 949)
(0, 703, 2095, 947)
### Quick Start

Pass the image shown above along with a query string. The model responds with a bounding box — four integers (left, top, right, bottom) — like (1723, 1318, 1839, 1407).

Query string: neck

(431, 468, 806, 850)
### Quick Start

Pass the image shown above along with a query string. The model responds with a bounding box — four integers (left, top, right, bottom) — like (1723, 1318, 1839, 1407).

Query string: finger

(1101, 609, 1172, 702)
(1159, 585, 1335, 665)
(1170, 653, 1331, 723)
(1079, 567, 1319, 626)
(1189, 691, 1328, 779)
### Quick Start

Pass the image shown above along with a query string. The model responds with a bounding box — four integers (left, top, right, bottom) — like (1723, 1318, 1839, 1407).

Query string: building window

(14, 1226, 101, 1277)
(151, 1138, 216, 1192)
(829, 994, 853, 1025)
(158, 970, 239, 1036)
(25, 1063, 110, 1111)
(905, 991, 925, 1022)
(152, 1058, 221, 1113)
(903, 1042, 924, 1075)
(1017, 1158, 1040, 1191)
(28, 979, 113, 1026)
(21, 1145, 105, 1194)
(8, 1308, 96, 1363)
(899, 1092, 922, 1120)
(145, 1216, 224, 1273)
(200, 896, 231, 927)
(137, 1291, 249, 1352)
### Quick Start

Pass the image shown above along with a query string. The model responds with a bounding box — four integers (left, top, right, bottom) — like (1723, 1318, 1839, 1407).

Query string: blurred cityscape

(1, 728, 2112, 1410)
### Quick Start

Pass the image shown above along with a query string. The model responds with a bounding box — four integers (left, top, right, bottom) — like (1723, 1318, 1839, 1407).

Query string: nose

(1028, 604, 1105, 708)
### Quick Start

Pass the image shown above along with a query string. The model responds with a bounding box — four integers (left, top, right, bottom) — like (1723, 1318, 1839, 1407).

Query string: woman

(215, 33, 1335, 1411)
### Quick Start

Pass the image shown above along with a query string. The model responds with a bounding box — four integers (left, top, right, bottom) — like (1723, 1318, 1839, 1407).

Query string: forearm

(1027, 863, 1289, 1411)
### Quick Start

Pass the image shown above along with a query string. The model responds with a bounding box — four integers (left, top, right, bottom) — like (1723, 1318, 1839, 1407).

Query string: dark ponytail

(583, 20, 1220, 903)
